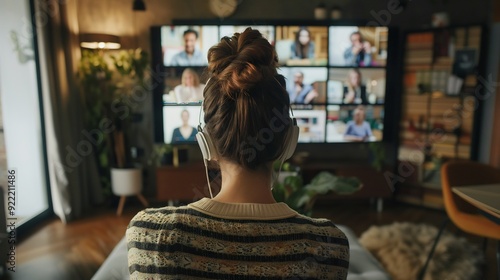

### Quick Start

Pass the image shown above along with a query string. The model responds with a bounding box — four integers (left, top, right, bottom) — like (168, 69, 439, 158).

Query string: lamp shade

(80, 33, 121, 50)
(133, 0, 146, 11)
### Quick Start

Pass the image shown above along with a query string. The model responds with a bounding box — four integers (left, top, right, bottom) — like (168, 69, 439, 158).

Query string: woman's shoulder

(290, 214, 348, 241)
(128, 205, 192, 226)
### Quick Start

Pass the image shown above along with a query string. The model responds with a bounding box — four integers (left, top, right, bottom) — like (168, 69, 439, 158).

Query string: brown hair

(293, 26, 312, 59)
(346, 68, 362, 92)
(203, 28, 292, 170)
(181, 68, 200, 87)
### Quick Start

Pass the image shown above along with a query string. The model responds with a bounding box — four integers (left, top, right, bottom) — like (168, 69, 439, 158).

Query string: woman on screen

(170, 109, 197, 143)
(343, 69, 367, 104)
(290, 26, 315, 59)
(344, 106, 373, 142)
(128, 28, 349, 279)
(174, 68, 205, 103)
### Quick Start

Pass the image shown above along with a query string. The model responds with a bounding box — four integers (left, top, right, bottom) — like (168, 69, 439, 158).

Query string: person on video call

(344, 31, 373, 67)
(290, 26, 315, 60)
(343, 68, 367, 104)
(128, 28, 349, 279)
(344, 106, 373, 142)
(170, 29, 206, 66)
(174, 68, 205, 103)
(170, 109, 197, 143)
(287, 71, 318, 104)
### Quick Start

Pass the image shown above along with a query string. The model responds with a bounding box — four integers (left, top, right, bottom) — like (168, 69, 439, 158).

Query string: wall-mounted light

(133, 0, 146, 11)
(80, 33, 121, 50)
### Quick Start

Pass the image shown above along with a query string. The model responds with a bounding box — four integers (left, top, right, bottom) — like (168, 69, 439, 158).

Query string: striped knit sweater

(126, 198, 349, 279)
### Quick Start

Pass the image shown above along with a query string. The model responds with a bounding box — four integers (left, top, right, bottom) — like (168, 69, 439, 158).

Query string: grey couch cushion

(91, 237, 128, 280)
(93, 225, 390, 280)
(336, 225, 390, 280)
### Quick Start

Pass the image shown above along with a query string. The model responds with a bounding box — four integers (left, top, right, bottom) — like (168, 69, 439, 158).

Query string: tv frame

(151, 20, 400, 147)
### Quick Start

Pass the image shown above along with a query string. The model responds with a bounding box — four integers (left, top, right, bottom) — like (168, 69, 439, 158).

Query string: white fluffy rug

(359, 222, 484, 280)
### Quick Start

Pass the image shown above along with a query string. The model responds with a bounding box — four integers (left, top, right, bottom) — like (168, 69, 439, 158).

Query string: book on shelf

(455, 28, 466, 48)
(404, 94, 428, 102)
(405, 64, 433, 71)
(432, 142, 471, 158)
(433, 29, 451, 57)
(468, 26, 482, 48)
(404, 87, 424, 95)
(464, 74, 477, 87)
(404, 72, 417, 87)
(406, 42, 434, 50)
(433, 57, 453, 71)
(405, 57, 434, 64)
(403, 105, 428, 116)
(432, 65, 452, 71)
(431, 71, 449, 93)
(405, 50, 434, 58)
(435, 56, 453, 64)
(407, 32, 434, 43)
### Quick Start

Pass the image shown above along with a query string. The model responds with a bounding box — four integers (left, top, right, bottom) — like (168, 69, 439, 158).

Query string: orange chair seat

(441, 160, 500, 241)
(447, 210, 500, 240)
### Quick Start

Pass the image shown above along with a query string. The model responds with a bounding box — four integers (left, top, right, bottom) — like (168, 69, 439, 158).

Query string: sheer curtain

(36, 0, 103, 222)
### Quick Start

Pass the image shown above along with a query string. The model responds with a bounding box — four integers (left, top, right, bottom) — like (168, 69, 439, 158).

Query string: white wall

(0, 0, 49, 222)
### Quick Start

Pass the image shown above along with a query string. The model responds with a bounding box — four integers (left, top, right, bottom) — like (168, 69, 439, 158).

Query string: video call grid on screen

(159, 24, 389, 144)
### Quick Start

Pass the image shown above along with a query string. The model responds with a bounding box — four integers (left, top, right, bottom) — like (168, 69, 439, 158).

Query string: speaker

(278, 118, 299, 162)
(196, 126, 218, 161)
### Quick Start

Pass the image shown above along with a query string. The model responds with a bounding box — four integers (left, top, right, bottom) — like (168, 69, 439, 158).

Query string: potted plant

(78, 48, 149, 198)
(272, 170, 362, 216)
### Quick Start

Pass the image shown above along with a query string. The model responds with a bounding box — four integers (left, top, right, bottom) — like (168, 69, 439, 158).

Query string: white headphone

(196, 115, 298, 163)
(196, 123, 218, 162)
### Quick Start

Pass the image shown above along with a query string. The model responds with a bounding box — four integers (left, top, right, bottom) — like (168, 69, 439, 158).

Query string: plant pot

(111, 167, 142, 196)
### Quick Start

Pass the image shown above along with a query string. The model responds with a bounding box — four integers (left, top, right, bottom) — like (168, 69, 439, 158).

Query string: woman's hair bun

(207, 28, 278, 98)
(203, 28, 291, 170)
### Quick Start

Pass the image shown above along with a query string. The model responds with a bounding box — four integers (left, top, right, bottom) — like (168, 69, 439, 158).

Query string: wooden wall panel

(495, 0, 500, 22)
(490, 69, 500, 167)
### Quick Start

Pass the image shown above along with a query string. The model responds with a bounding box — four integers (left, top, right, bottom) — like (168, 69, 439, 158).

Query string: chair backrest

(441, 160, 500, 215)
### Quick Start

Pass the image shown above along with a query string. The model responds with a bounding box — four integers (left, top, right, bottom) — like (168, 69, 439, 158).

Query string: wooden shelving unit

(396, 25, 485, 208)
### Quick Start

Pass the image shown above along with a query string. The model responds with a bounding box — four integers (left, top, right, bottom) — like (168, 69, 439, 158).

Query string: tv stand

(156, 162, 220, 203)
(155, 160, 392, 212)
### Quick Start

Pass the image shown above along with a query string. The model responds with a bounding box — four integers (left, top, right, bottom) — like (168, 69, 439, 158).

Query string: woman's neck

(212, 160, 276, 204)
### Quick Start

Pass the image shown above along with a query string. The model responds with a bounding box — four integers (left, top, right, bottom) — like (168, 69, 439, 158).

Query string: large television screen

(152, 23, 392, 145)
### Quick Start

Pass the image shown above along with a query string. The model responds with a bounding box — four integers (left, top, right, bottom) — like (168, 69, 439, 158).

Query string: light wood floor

(7, 198, 498, 280)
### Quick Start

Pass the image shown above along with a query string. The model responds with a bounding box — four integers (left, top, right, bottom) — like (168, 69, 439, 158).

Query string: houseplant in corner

(79, 48, 149, 201)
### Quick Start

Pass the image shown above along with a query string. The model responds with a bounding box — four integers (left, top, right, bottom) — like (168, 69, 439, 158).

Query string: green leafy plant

(273, 171, 362, 216)
(368, 142, 387, 172)
(148, 143, 174, 167)
(78, 48, 149, 196)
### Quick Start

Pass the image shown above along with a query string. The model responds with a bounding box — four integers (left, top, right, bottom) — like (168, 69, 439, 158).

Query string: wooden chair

(419, 160, 500, 279)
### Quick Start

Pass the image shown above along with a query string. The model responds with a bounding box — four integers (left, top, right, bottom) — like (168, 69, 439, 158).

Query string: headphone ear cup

(278, 119, 299, 162)
(196, 131, 217, 161)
